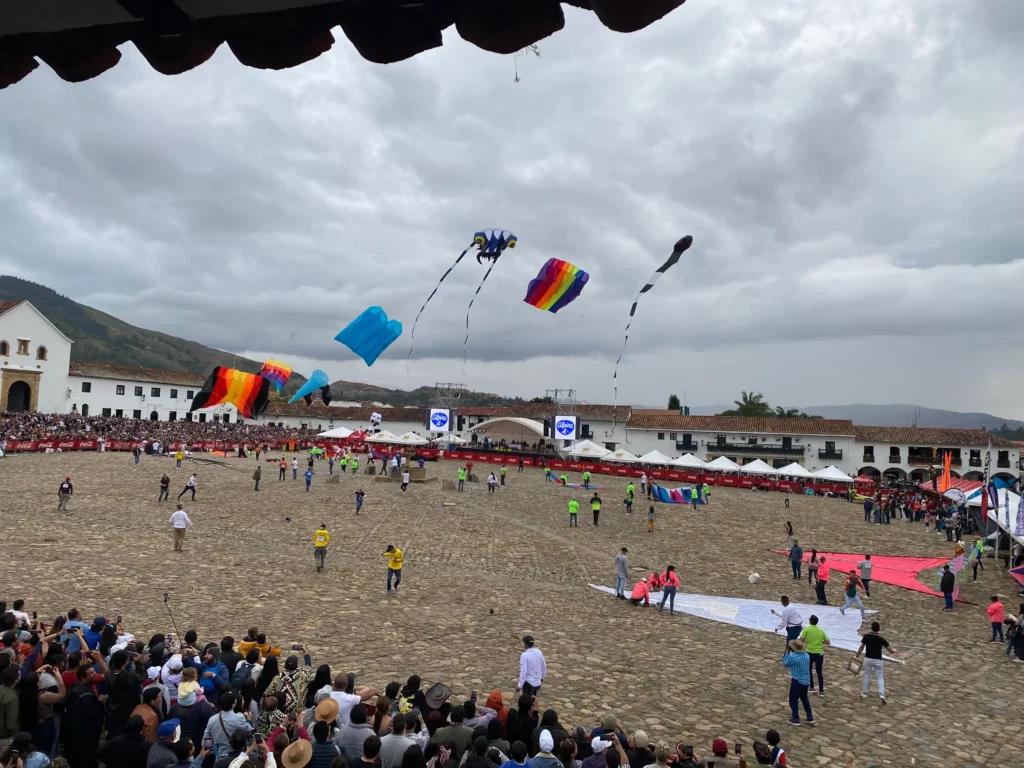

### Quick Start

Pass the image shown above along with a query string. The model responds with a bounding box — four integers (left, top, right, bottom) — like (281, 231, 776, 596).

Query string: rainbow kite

(189, 366, 270, 420)
(259, 359, 292, 392)
(523, 258, 589, 313)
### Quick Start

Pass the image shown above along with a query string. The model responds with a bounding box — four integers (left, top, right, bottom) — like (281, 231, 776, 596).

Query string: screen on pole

(554, 415, 577, 441)
(428, 408, 451, 432)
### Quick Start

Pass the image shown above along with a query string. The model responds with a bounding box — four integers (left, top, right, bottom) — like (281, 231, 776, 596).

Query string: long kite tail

(406, 245, 473, 369)
(462, 253, 503, 374)
(611, 235, 694, 432)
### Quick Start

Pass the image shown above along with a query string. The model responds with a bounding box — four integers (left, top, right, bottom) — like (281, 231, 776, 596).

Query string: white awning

(317, 426, 353, 439)
(812, 466, 854, 482)
(776, 462, 814, 478)
(564, 439, 611, 459)
(392, 432, 429, 445)
(670, 453, 707, 469)
(364, 429, 401, 443)
(706, 456, 742, 472)
(434, 431, 467, 444)
(604, 448, 641, 463)
(469, 417, 546, 438)
(637, 450, 674, 465)
(739, 458, 778, 476)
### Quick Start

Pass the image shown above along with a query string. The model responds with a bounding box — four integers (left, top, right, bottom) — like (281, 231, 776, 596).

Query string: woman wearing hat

(781, 638, 815, 726)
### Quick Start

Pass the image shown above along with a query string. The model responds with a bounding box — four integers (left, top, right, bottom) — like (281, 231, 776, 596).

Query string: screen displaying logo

(555, 416, 576, 439)
(429, 409, 450, 430)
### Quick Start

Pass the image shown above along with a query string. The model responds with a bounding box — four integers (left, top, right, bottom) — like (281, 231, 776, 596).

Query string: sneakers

(861, 693, 868, 699)
(839, 607, 845, 616)
(806, 718, 817, 726)
(880, 696, 887, 705)
(786, 719, 800, 726)
(815, 690, 825, 697)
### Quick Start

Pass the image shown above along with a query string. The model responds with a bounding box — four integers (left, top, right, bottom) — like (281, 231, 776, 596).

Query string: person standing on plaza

(401, 469, 410, 493)
(314, 524, 331, 573)
(640, 473, 647, 496)
(702, 482, 710, 505)
(784, 522, 794, 552)
(789, 540, 803, 580)
(807, 549, 819, 586)
(58, 476, 73, 511)
(500, 465, 507, 486)
(175, 448, 184, 469)
(351, 455, 359, 475)
(815, 556, 830, 605)
(516, 636, 545, 697)
(292, 457, 299, 480)
(487, 472, 498, 494)
(329, 454, 335, 475)
(340, 453, 348, 473)
(657, 565, 679, 614)
(625, 481, 635, 515)
(772, 596, 803, 655)
(782, 638, 815, 726)
(971, 536, 985, 581)
(591, 492, 602, 526)
(518, 457, 525, 473)
(170, 503, 192, 552)
(178, 472, 197, 501)
(858, 554, 873, 598)
(647, 505, 656, 533)
(458, 466, 467, 492)
(856, 621, 894, 703)
(355, 489, 365, 515)
(863, 496, 873, 523)
(582, 470, 592, 490)
(615, 548, 629, 600)
(839, 571, 866, 619)
(568, 497, 579, 528)
(279, 458, 287, 481)
(159, 473, 170, 501)
(305, 466, 314, 491)
(253, 464, 261, 492)
(133, 445, 142, 466)
(799, 614, 830, 696)
(383, 545, 403, 594)
(940, 564, 956, 611)
(987, 596, 1005, 643)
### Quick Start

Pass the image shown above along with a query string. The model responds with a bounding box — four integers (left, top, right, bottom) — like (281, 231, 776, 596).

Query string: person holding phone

(707, 738, 746, 767)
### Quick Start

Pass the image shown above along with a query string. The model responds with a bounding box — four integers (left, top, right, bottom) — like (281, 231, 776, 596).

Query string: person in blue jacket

(188, 647, 229, 699)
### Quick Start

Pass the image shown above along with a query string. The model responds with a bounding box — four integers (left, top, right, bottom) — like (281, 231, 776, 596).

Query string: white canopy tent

(968, 487, 1024, 547)
(670, 453, 707, 469)
(469, 417, 545, 444)
(433, 431, 467, 445)
(317, 426, 353, 439)
(776, 462, 814, 479)
(604, 448, 641, 463)
(705, 456, 742, 472)
(564, 439, 611, 459)
(812, 466, 855, 482)
(637, 449, 674, 465)
(739, 459, 777, 476)
(365, 429, 401, 443)
(392, 432, 429, 445)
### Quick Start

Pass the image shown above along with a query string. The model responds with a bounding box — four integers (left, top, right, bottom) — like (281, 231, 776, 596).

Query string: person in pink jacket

(657, 565, 680, 614)
(988, 596, 1005, 643)
(629, 578, 650, 606)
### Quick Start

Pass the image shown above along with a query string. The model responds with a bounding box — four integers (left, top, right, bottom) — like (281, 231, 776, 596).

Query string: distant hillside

(0, 275, 308, 391)
(800, 404, 1024, 431)
(329, 381, 518, 408)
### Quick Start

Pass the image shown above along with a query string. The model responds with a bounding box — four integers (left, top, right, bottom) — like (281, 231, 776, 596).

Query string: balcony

(969, 458, 982, 467)
(675, 441, 699, 452)
(818, 449, 843, 460)
(707, 443, 805, 456)
(908, 455, 962, 466)
(997, 459, 1011, 468)
(862, 454, 875, 463)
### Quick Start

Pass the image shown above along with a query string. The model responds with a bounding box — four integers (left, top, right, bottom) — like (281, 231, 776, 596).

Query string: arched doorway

(910, 469, 928, 483)
(6, 381, 31, 412)
(858, 466, 881, 480)
(883, 467, 907, 482)
(81, 404, 89, 417)
(150, 411, 159, 421)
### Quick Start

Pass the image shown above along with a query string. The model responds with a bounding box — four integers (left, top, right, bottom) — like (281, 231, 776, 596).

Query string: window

(862, 445, 874, 456)
(222, 414, 231, 424)
(186, 390, 194, 399)
(669, 432, 677, 441)
(199, 413, 207, 423)
(133, 410, 142, 419)
(102, 408, 112, 417)
(682, 433, 692, 444)
(81, 382, 92, 393)
(116, 385, 125, 395)
(16, 339, 29, 355)
(134, 386, 143, 396)
(213, 414, 220, 423)
(0, 341, 8, 356)
(168, 411, 177, 421)
(115, 409, 123, 417)
(170, 389, 178, 399)
(151, 387, 161, 397)
(716, 435, 726, 446)
(35, 345, 47, 360)
(657, 432, 665, 440)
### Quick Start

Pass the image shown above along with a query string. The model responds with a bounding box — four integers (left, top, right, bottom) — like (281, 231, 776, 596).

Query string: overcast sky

(2, 1, 1022, 415)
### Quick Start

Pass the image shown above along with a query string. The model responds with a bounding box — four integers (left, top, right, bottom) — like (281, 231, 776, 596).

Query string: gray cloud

(1, 0, 1023, 416)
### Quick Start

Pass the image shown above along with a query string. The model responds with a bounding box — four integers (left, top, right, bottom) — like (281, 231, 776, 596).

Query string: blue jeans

(788, 679, 813, 722)
(293, 469, 297, 479)
(615, 574, 627, 597)
(944, 592, 953, 610)
(659, 586, 676, 613)
(992, 622, 1004, 642)
(159, 487, 169, 501)
(785, 625, 802, 657)
(791, 561, 801, 579)
(841, 594, 865, 618)
(387, 568, 402, 592)
(458, 480, 464, 491)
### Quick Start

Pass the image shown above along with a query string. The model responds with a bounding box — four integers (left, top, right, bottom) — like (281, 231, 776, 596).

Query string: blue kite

(336, 306, 403, 366)
(288, 369, 332, 406)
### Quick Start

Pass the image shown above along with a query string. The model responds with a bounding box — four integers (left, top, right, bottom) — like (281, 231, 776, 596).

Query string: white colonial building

(258, 403, 427, 435)
(0, 299, 76, 413)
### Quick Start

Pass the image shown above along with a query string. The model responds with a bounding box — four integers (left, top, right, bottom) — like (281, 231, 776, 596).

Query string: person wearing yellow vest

(500, 465, 507, 486)
(314, 524, 331, 573)
(568, 498, 579, 527)
(591, 492, 602, 526)
(383, 544, 403, 594)
(582, 470, 592, 490)
(457, 467, 467, 492)
(702, 482, 711, 505)
(351, 456, 359, 474)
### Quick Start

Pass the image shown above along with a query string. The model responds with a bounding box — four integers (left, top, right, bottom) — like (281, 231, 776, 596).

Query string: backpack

(397, 692, 416, 714)
(752, 742, 772, 765)
(230, 662, 254, 691)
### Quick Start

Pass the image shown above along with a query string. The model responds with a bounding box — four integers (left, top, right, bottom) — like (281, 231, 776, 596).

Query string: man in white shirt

(170, 503, 192, 552)
(292, 458, 299, 479)
(516, 635, 546, 696)
(329, 674, 380, 727)
(401, 471, 410, 493)
(771, 595, 803, 656)
(177, 472, 197, 501)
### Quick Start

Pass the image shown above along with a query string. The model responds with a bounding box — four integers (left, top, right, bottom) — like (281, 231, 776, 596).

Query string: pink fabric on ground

(775, 551, 951, 599)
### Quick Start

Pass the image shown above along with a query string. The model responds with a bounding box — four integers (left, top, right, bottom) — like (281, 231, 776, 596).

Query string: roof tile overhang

(0, 0, 687, 90)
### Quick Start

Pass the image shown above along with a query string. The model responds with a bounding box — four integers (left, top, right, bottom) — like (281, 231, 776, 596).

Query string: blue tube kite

(336, 306, 403, 366)
(288, 369, 332, 406)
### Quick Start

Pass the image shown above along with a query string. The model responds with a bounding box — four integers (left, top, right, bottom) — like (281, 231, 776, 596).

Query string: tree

(530, 395, 554, 403)
(717, 391, 773, 417)
(667, 394, 681, 411)
(775, 406, 801, 418)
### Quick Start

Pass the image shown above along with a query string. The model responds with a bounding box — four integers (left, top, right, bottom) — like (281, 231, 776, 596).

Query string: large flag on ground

(189, 366, 270, 420)
(775, 551, 951, 600)
(651, 485, 704, 504)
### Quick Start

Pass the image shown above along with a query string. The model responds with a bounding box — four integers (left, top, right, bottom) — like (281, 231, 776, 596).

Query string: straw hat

(281, 739, 313, 768)
(788, 638, 808, 653)
(315, 696, 339, 723)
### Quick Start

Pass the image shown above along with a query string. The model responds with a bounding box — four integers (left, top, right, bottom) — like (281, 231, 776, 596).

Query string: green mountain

(327, 381, 518, 408)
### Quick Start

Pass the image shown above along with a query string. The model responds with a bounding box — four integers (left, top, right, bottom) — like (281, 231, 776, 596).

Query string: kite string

(406, 245, 472, 372)
(462, 256, 501, 377)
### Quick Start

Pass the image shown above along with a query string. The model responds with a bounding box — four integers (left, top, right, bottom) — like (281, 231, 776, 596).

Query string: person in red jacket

(629, 578, 650, 606)
(657, 566, 680, 614)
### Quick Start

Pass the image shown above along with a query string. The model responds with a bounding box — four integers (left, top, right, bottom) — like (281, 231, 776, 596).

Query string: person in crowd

(517, 636, 545, 697)
(95, 713, 152, 767)
(857, 555, 873, 598)
(169, 504, 192, 553)
(940, 564, 956, 612)
(814, 557, 830, 605)
(788, 540, 803, 580)
(987, 596, 1005, 643)
(855, 621, 895, 703)
(839, 571, 867, 619)
(771, 596, 802, 657)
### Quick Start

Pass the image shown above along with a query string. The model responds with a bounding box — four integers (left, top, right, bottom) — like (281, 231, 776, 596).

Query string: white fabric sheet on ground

(589, 585, 900, 662)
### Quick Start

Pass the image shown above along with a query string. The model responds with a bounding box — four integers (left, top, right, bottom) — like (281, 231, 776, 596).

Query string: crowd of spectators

(0, 601, 797, 768)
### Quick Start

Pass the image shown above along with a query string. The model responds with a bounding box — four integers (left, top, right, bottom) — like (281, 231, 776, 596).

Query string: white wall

(67, 375, 238, 422)
(853, 442, 1021, 480)
(253, 413, 427, 435)
(0, 302, 73, 412)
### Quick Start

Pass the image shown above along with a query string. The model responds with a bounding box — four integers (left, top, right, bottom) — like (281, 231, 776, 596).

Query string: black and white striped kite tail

(462, 255, 502, 375)
(406, 244, 474, 370)
(610, 235, 693, 434)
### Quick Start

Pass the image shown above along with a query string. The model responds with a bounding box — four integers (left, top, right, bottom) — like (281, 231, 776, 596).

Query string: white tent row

(968, 487, 1024, 547)
(777, 462, 814, 479)
(364, 430, 429, 445)
(563, 439, 611, 459)
(812, 465, 854, 482)
(739, 458, 777, 476)
(705, 456, 742, 472)
(671, 453, 707, 469)
(433, 431, 467, 445)
(637, 449, 674, 465)
(604, 448, 642, 463)
(316, 426, 353, 439)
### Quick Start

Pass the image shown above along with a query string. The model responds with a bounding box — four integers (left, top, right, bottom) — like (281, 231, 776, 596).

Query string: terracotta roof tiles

(67, 361, 206, 387)
(853, 426, 1019, 449)
(625, 413, 857, 436)
(0, 300, 24, 316)
(263, 403, 426, 422)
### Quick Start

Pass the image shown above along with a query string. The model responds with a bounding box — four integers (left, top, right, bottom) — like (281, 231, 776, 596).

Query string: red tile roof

(460, 406, 514, 417)
(626, 413, 856, 436)
(0, 0, 688, 90)
(68, 361, 206, 387)
(853, 426, 1019, 449)
(263, 403, 426, 422)
(0, 300, 24, 316)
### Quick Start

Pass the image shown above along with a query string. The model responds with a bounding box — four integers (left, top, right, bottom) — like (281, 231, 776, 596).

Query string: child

(177, 668, 206, 704)
(355, 489, 365, 514)
(924, 511, 931, 532)
(647, 506, 656, 533)
(988, 596, 1005, 643)
(304, 467, 314, 491)
(545, 467, 553, 482)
